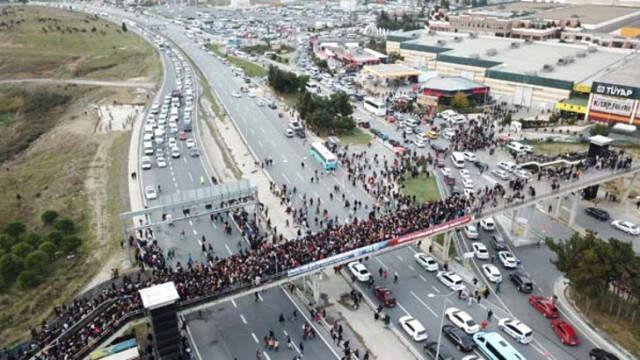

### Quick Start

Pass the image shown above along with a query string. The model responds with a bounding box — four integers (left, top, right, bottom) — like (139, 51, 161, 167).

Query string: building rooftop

(420, 76, 485, 92)
(403, 32, 633, 84)
(590, 53, 640, 88)
(362, 63, 421, 78)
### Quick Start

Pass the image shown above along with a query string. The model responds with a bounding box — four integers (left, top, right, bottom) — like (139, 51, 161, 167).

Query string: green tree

(60, 235, 82, 253)
(0, 276, 6, 293)
(41, 210, 59, 225)
(11, 242, 34, 258)
(26, 250, 49, 272)
(47, 230, 64, 246)
(450, 92, 470, 110)
(388, 52, 404, 63)
(17, 270, 42, 288)
(0, 253, 25, 282)
(54, 218, 76, 235)
(38, 242, 57, 257)
(0, 233, 17, 253)
(589, 124, 610, 137)
(22, 232, 42, 248)
(4, 221, 26, 239)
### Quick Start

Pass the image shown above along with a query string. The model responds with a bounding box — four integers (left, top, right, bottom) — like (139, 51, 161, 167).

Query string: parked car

(479, 217, 495, 231)
(462, 152, 476, 161)
(445, 308, 480, 334)
(498, 251, 519, 269)
(437, 271, 466, 291)
(190, 148, 200, 157)
(442, 324, 475, 352)
(611, 220, 640, 235)
(156, 156, 167, 168)
(145, 186, 157, 200)
(481, 264, 503, 283)
(464, 225, 479, 239)
(510, 271, 534, 293)
(399, 316, 428, 342)
(491, 168, 511, 180)
(585, 207, 611, 221)
(424, 341, 455, 360)
(491, 233, 508, 251)
(589, 348, 620, 360)
(498, 318, 533, 344)
(529, 295, 559, 318)
(374, 286, 397, 307)
(551, 320, 580, 346)
(414, 253, 439, 271)
(348, 261, 371, 282)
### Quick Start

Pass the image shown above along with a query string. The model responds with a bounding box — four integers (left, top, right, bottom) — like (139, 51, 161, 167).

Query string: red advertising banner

(388, 215, 473, 247)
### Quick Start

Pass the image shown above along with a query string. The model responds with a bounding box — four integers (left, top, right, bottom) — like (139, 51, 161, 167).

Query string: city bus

(473, 332, 527, 360)
(363, 97, 387, 116)
(310, 142, 337, 170)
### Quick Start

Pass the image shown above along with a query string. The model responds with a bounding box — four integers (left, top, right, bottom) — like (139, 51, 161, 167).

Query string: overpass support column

(311, 273, 322, 305)
(622, 172, 639, 202)
(523, 204, 535, 240)
(553, 197, 562, 218)
(569, 195, 579, 226)
(443, 232, 452, 262)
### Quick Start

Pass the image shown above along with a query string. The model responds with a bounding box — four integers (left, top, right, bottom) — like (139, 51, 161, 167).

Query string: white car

(481, 264, 503, 283)
(611, 220, 640, 235)
(462, 177, 474, 189)
(231, 91, 242, 98)
(442, 129, 456, 139)
(480, 217, 496, 231)
(464, 225, 479, 239)
(186, 139, 196, 148)
(472, 242, 489, 260)
(399, 316, 428, 342)
(414, 138, 426, 148)
(168, 137, 177, 148)
(156, 156, 167, 168)
(347, 261, 371, 282)
(145, 186, 157, 200)
(498, 251, 519, 269)
(257, 100, 265, 107)
(436, 271, 465, 291)
(414, 253, 439, 271)
(462, 152, 476, 161)
(459, 169, 471, 178)
(171, 147, 181, 158)
(440, 167, 452, 177)
(444, 307, 480, 334)
(513, 169, 531, 180)
(248, 91, 256, 98)
(497, 161, 517, 173)
(498, 318, 533, 344)
(141, 156, 152, 170)
(491, 168, 511, 181)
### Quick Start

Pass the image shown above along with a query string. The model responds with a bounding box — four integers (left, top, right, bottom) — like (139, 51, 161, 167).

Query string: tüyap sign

(592, 81, 639, 100)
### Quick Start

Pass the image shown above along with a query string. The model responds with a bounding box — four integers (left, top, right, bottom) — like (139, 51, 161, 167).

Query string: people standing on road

(487, 309, 493, 321)
(495, 280, 502, 293)
(393, 272, 398, 284)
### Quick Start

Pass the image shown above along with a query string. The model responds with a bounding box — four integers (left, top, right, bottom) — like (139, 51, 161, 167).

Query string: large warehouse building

(387, 30, 638, 112)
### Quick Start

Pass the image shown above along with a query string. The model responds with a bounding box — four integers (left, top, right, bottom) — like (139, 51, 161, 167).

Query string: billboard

(388, 215, 473, 247)
(590, 94, 635, 117)
(592, 81, 640, 100)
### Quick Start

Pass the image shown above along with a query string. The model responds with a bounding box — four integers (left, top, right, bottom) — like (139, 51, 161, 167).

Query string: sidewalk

(554, 277, 637, 360)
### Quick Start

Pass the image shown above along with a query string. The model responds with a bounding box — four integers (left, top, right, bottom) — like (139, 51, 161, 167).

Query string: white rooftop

(139, 281, 180, 310)
(589, 135, 614, 146)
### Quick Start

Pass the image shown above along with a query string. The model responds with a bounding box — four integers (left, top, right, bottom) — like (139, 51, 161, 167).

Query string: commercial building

(387, 30, 636, 110)
(418, 76, 489, 105)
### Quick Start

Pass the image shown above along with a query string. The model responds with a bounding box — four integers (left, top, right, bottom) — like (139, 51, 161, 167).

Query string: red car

(374, 287, 397, 308)
(551, 320, 580, 346)
(528, 295, 559, 318)
(178, 131, 187, 141)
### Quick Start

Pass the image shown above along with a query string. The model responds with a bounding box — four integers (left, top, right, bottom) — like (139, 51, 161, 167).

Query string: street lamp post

(427, 291, 457, 360)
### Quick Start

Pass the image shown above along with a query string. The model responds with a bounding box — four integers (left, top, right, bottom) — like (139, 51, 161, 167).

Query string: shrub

(41, 210, 59, 225)
(0, 233, 17, 253)
(54, 218, 76, 235)
(60, 235, 82, 253)
(38, 242, 57, 257)
(17, 270, 43, 289)
(47, 230, 64, 246)
(4, 221, 26, 238)
(0, 254, 25, 281)
(11, 242, 34, 258)
(26, 250, 49, 270)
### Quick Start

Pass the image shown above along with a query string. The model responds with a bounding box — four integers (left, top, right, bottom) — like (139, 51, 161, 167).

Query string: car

(589, 348, 620, 360)
(462, 177, 474, 189)
(178, 131, 187, 141)
(414, 138, 426, 148)
(445, 307, 480, 334)
(472, 160, 488, 172)
(347, 261, 371, 282)
(461, 356, 485, 360)
(513, 169, 531, 180)
(585, 207, 611, 221)
(440, 167, 452, 177)
(435, 157, 445, 168)
(424, 341, 455, 360)
(442, 129, 456, 139)
(498, 318, 533, 344)
(399, 316, 428, 342)
(437, 271, 466, 291)
(611, 220, 640, 235)
(459, 169, 471, 178)
(414, 253, 439, 271)
(497, 161, 517, 172)
(481, 264, 502, 283)
(491, 168, 511, 180)
(257, 100, 265, 107)
(145, 186, 157, 200)
(190, 148, 200, 157)
(510, 271, 534, 293)
(141, 156, 152, 170)
(497, 251, 519, 269)
(472, 242, 489, 260)
(168, 137, 177, 148)
(285, 128, 295, 137)
(186, 139, 196, 148)
(479, 217, 495, 231)
(156, 156, 167, 168)
(288, 121, 303, 131)
(231, 91, 242, 98)
(490, 233, 508, 251)
(444, 175, 455, 186)
(442, 324, 475, 352)
(551, 320, 580, 346)
(171, 147, 181, 158)
(529, 295, 559, 318)
(372, 286, 397, 307)
(426, 130, 438, 139)
(462, 152, 476, 161)
(464, 225, 479, 239)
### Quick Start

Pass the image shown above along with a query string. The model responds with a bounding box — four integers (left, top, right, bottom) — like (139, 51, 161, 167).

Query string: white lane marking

(282, 330, 302, 354)
(481, 174, 498, 185)
(192, 229, 197, 235)
(396, 255, 404, 261)
(231, 299, 237, 308)
(396, 302, 411, 316)
(431, 286, 441, 294)
(211, 221, 217, 229)
(313, 191, 320, 198)
(296, 172, 304, 181)
(251, 333, 259, 343)
(419, 275, 428, 282)
(225, 244, 233, 255)
(408, 265, 416, 272)
(263, 351, 272, 360)
(410, 290, 439, 318)
(374, 257, 388, 268)
(257, 292, 264, 302)
(189, 220, 194, 226)
(240, 314, 247, 324)
(188, 172, 193, 181)
(282, 173, 291, 184)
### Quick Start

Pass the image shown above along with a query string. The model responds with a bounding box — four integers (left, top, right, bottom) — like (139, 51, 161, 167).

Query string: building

(386, 30, 636, 110)
(418, 76, 489, 105)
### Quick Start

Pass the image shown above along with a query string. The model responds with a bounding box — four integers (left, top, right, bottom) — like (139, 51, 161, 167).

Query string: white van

(451, 152, 465, 168)
(506, 141, 533, 155)
(143, 141, 154, 155)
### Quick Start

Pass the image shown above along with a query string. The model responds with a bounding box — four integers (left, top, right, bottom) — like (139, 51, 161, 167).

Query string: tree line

(546, 232, 640, 325)
(0, 210, 82, 291)
(376, 11, 423, 31)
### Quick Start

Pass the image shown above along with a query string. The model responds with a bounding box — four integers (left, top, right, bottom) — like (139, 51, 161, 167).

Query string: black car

(431, 143, 446, 153)
(442, 325, 475, 352)
(472, 160, 488, 172)
(509, 271, 534, 293)
(491, 233, 508, 251)
(585, 207, 611, 221)
(424, 341, 455, 360)
(589, 348, 619, 360)
(389, 139, 401, 147)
